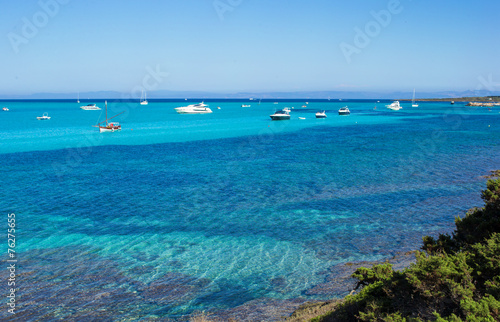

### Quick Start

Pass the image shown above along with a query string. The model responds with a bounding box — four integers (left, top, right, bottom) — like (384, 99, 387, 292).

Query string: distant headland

(401, 95, 500, 106)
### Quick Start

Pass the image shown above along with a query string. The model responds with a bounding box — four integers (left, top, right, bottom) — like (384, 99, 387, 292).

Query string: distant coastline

(400, 95, 500, 103)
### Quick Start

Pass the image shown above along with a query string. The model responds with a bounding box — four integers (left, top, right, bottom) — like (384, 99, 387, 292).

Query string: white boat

(140, 90, 148, 105)
(2, 107, 9, 111)
(242, 104, 251, 107)
(80, 103, 101, 110)
(175, 102, 212, 114)
(411, 89, 418, 107)
(299, 117, 306, 120)
(316, 110, 327, 118)
(270, 109, 290, 120)
(77, 92, 80, 103)
(338, 107, 350, 115)
(37, 112, 51, 120)
(283, 107, 292, 113)
(94, 101, 124, 132)
(386, 101, 402, 110)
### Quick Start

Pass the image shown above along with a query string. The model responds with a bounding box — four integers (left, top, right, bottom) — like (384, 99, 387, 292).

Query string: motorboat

(270, 109, 290, 120)
(316, 110, 327, 118)
(37, 112, 51, 120)
(283, 107, 292, 113)
(80, 103, 101, 110)
(386, 101, 402, 110)
(242, 104, 251, 107)
(338, 107, 350, 115)
(2, 107, 9, 111)
(175, 102, 212, 114)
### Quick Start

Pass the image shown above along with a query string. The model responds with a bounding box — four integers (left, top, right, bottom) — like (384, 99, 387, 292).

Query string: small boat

(140, 90, 148, 105)
(302, 105, 307, 108)
(77, 92, 80, 103)
(338, 107, 350, 115)
(283, 107, 292, 113)
(316, 110, 327, 118)
(270, 109, 290, 120)
(386, 101, 402, 110)
(242, 104, 251, 107)
(411, 89, 418, 107)
(273, 102, 278, 104)
(451, 101, 455, 105)
(299, 117, 306, 120)
(175, 102, 212, 114)
(80, 103, 101, 110)
(37, 112, 51, 120)
(94, 101, 124, 132)
(2, 107, 9, 111)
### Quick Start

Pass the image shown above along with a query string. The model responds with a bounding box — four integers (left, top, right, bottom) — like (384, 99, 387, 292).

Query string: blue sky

(1, 0, 499, 96)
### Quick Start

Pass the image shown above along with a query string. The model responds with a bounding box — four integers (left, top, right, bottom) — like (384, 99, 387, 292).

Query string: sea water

(1, 99, 499, 320)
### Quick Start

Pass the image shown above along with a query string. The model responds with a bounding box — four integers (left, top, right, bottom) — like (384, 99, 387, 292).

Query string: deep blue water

(1, 99, 499, 320)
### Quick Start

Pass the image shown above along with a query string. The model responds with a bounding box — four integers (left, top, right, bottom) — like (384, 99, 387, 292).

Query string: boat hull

(175, 108, 213, 114)
(338, 112, 350, 116)
(80, 107, 101, 110)
(99, 125, 121, 132)
(270, 115, 290, 120)
(316, 114, 327, 118)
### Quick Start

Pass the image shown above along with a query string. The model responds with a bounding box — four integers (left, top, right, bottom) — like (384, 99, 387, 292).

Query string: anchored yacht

(175, 102, 212, 114)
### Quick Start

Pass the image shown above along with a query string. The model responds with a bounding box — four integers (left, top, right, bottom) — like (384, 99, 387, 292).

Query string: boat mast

(105, 100, 108, 126)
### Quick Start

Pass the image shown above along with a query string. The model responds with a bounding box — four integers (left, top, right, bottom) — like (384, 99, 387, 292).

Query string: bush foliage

(314, 178, 500, 321)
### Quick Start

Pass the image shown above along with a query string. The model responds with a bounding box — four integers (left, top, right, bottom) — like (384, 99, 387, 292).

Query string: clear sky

(1, 0, 499, 96)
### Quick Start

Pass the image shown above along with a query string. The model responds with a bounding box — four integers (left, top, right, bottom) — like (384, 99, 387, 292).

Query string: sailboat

(412, 89, 418, 107)
(94, 101, 124, 132)
(77, 92, 80, 103)
(140, 90, 148, 105)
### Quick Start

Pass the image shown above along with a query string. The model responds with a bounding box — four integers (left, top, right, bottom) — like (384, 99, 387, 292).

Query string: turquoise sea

(1, 99, 499, 321)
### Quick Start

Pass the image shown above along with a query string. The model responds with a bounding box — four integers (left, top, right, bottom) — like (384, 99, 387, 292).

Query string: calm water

(1, 99, 499, 320)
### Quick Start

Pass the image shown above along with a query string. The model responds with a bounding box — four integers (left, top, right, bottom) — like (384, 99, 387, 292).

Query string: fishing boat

(80, 103, 101, 110)
(316, 110, 327, 118)
(140, 90, 148, 105)
(37, 112, 51, 120)
(338, 107, 350, 115)
(386, 101, 402, 110)
(412, 89, 418, 107)
(175, 102, 212, 114)
(270, 109, 290, 120)
(94, 101, 124, 132)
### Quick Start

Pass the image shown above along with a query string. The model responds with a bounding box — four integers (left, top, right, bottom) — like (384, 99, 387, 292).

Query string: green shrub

(314, 178, 500, 321)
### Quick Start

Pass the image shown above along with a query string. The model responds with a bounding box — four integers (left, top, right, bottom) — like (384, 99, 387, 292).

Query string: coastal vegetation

(308, 176, 500, 321)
